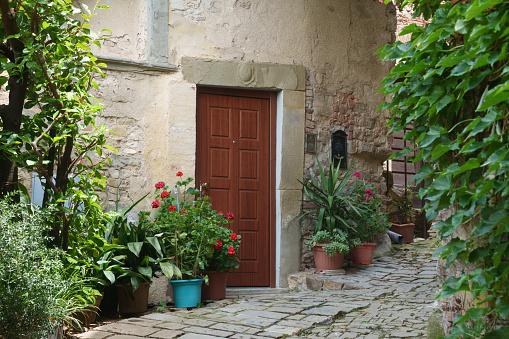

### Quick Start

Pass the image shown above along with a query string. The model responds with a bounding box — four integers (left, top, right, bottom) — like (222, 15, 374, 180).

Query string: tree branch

(0, 0, 24, 57)
(0, 43, 14, 62)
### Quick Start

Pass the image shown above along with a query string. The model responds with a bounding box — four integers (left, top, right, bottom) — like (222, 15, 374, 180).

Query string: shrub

(0, 198, 84, 338)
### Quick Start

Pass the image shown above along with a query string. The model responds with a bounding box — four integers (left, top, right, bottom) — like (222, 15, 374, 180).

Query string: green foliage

(306, 230, 350, 256)
(378, 1, 509, 336)
(102, 195, 178, 291)
(394, 185, 415, 224)
(300, 158, 368, 237)
(0, 197, 88, 337)
(0, 0, 114, 251)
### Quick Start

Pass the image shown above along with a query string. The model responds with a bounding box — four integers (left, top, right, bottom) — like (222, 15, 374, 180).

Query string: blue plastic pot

(170, 279, 204, 308)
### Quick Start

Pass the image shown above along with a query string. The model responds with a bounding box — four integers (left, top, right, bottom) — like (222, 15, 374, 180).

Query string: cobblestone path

(79, 240, 439, 339)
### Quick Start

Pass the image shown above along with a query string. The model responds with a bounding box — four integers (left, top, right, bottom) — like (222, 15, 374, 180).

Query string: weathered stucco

(63, 0, 395, 287)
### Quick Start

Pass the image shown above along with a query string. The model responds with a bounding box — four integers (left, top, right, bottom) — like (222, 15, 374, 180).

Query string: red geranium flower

(180, 209, 187, 215)
(168, 205, 177, 212)
(228, 246, 236, 256)
(176, 171, 183, 177)
(213, 240, 223, 250)
(218, 211, 224, 215)
(151, 200, 160, 208)
(155, 181, 165, 189)
(231, 233, 238, 241)
(160, 191, 170, 198)
(226, 212, 234, 221)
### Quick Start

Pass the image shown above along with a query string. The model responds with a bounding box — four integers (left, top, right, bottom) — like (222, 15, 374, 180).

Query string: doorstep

(225, 287, 288, 298)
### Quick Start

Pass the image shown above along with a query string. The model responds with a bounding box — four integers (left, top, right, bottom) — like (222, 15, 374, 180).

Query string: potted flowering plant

(202, 212, 240, 300)
(349, 177, 391, 264)
(143, 172, 239, 306)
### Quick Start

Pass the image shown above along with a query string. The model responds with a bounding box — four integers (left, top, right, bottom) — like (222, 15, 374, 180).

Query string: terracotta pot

(350, 242, 376, 265)
(389, 222, 415, 243)
(201, 271, 228, 300)
(313, 243, 344, 271)
(75, 293, 103, 326)
(117, 282, 150, 314)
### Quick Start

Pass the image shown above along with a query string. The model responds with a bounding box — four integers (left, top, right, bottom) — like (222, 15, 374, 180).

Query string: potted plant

(300, 158, 368, 270)
(67, 229, 124, 324)
(306, 230, 349, 271)
(201, 212, 241, 300)
(103, 196, 179, 314)
(389, 185, 415, 243)
(349, 180, 391, 265)
(146, 173, 217, 308)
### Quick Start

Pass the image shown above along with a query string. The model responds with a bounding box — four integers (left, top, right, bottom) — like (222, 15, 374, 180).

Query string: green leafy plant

(300, 158, 368, 237)
(394, 186, 415, 224)
(203, 210, 241, 273)
(378, 1, 509, 337)
(103, 194, 178, 291)
(351, 182, 391, 243)
(306, 230, 350, 257)
(0, 197, 89, 337)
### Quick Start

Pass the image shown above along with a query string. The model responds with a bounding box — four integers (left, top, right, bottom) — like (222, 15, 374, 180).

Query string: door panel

(197, 89, 272, 287)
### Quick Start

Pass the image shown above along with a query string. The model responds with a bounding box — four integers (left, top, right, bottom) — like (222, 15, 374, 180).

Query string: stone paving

(78, 239, 440, 339)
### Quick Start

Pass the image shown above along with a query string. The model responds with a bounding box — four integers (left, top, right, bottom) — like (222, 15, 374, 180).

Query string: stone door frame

(182, 57, 306, 287)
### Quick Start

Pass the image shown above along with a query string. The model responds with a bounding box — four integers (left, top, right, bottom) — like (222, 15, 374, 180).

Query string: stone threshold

(225, 287, 289, 298)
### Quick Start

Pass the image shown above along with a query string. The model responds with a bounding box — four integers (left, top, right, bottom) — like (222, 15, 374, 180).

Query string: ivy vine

(378, 0, 508, 337)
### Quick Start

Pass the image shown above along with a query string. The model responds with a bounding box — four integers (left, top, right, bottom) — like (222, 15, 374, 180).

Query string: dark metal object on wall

(305, 133, 317, 154)
(331, 130, 347, 168)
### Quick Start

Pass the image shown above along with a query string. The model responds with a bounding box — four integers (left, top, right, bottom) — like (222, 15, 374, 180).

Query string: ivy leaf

(485, 327, 509, 339)
(493, 243, 508, 268)
(465, 0, 501, 21)
(455, 19, 470, 34)
(477, 81, 509, 112)
(476, 210, 509, 237)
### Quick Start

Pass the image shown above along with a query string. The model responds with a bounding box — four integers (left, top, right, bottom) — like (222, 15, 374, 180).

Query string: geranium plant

(205, 213, 241, 273)
(350, 178, 391, 244)
(142, 172, 240, 279)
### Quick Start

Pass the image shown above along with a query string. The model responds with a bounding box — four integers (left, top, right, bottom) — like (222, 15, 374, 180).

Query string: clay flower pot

(350, 242, 376, 265)
(75, 293, 104, 326)
(117, 282, 150, 314)
(313, 243, 344, 271)
(389, 222, 415, 243)
(201, 271, 228, 300)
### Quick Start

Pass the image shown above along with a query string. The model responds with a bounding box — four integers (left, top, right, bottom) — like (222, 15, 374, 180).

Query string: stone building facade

(75, 0, 397, 288)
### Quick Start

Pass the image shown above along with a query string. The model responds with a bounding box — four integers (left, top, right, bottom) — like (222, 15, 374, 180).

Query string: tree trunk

(0, 0, 27, 197)
(0, 75, 27, 196)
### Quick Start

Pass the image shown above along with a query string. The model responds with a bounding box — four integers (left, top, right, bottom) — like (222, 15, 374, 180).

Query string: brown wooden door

(197, 88, 275, 287)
